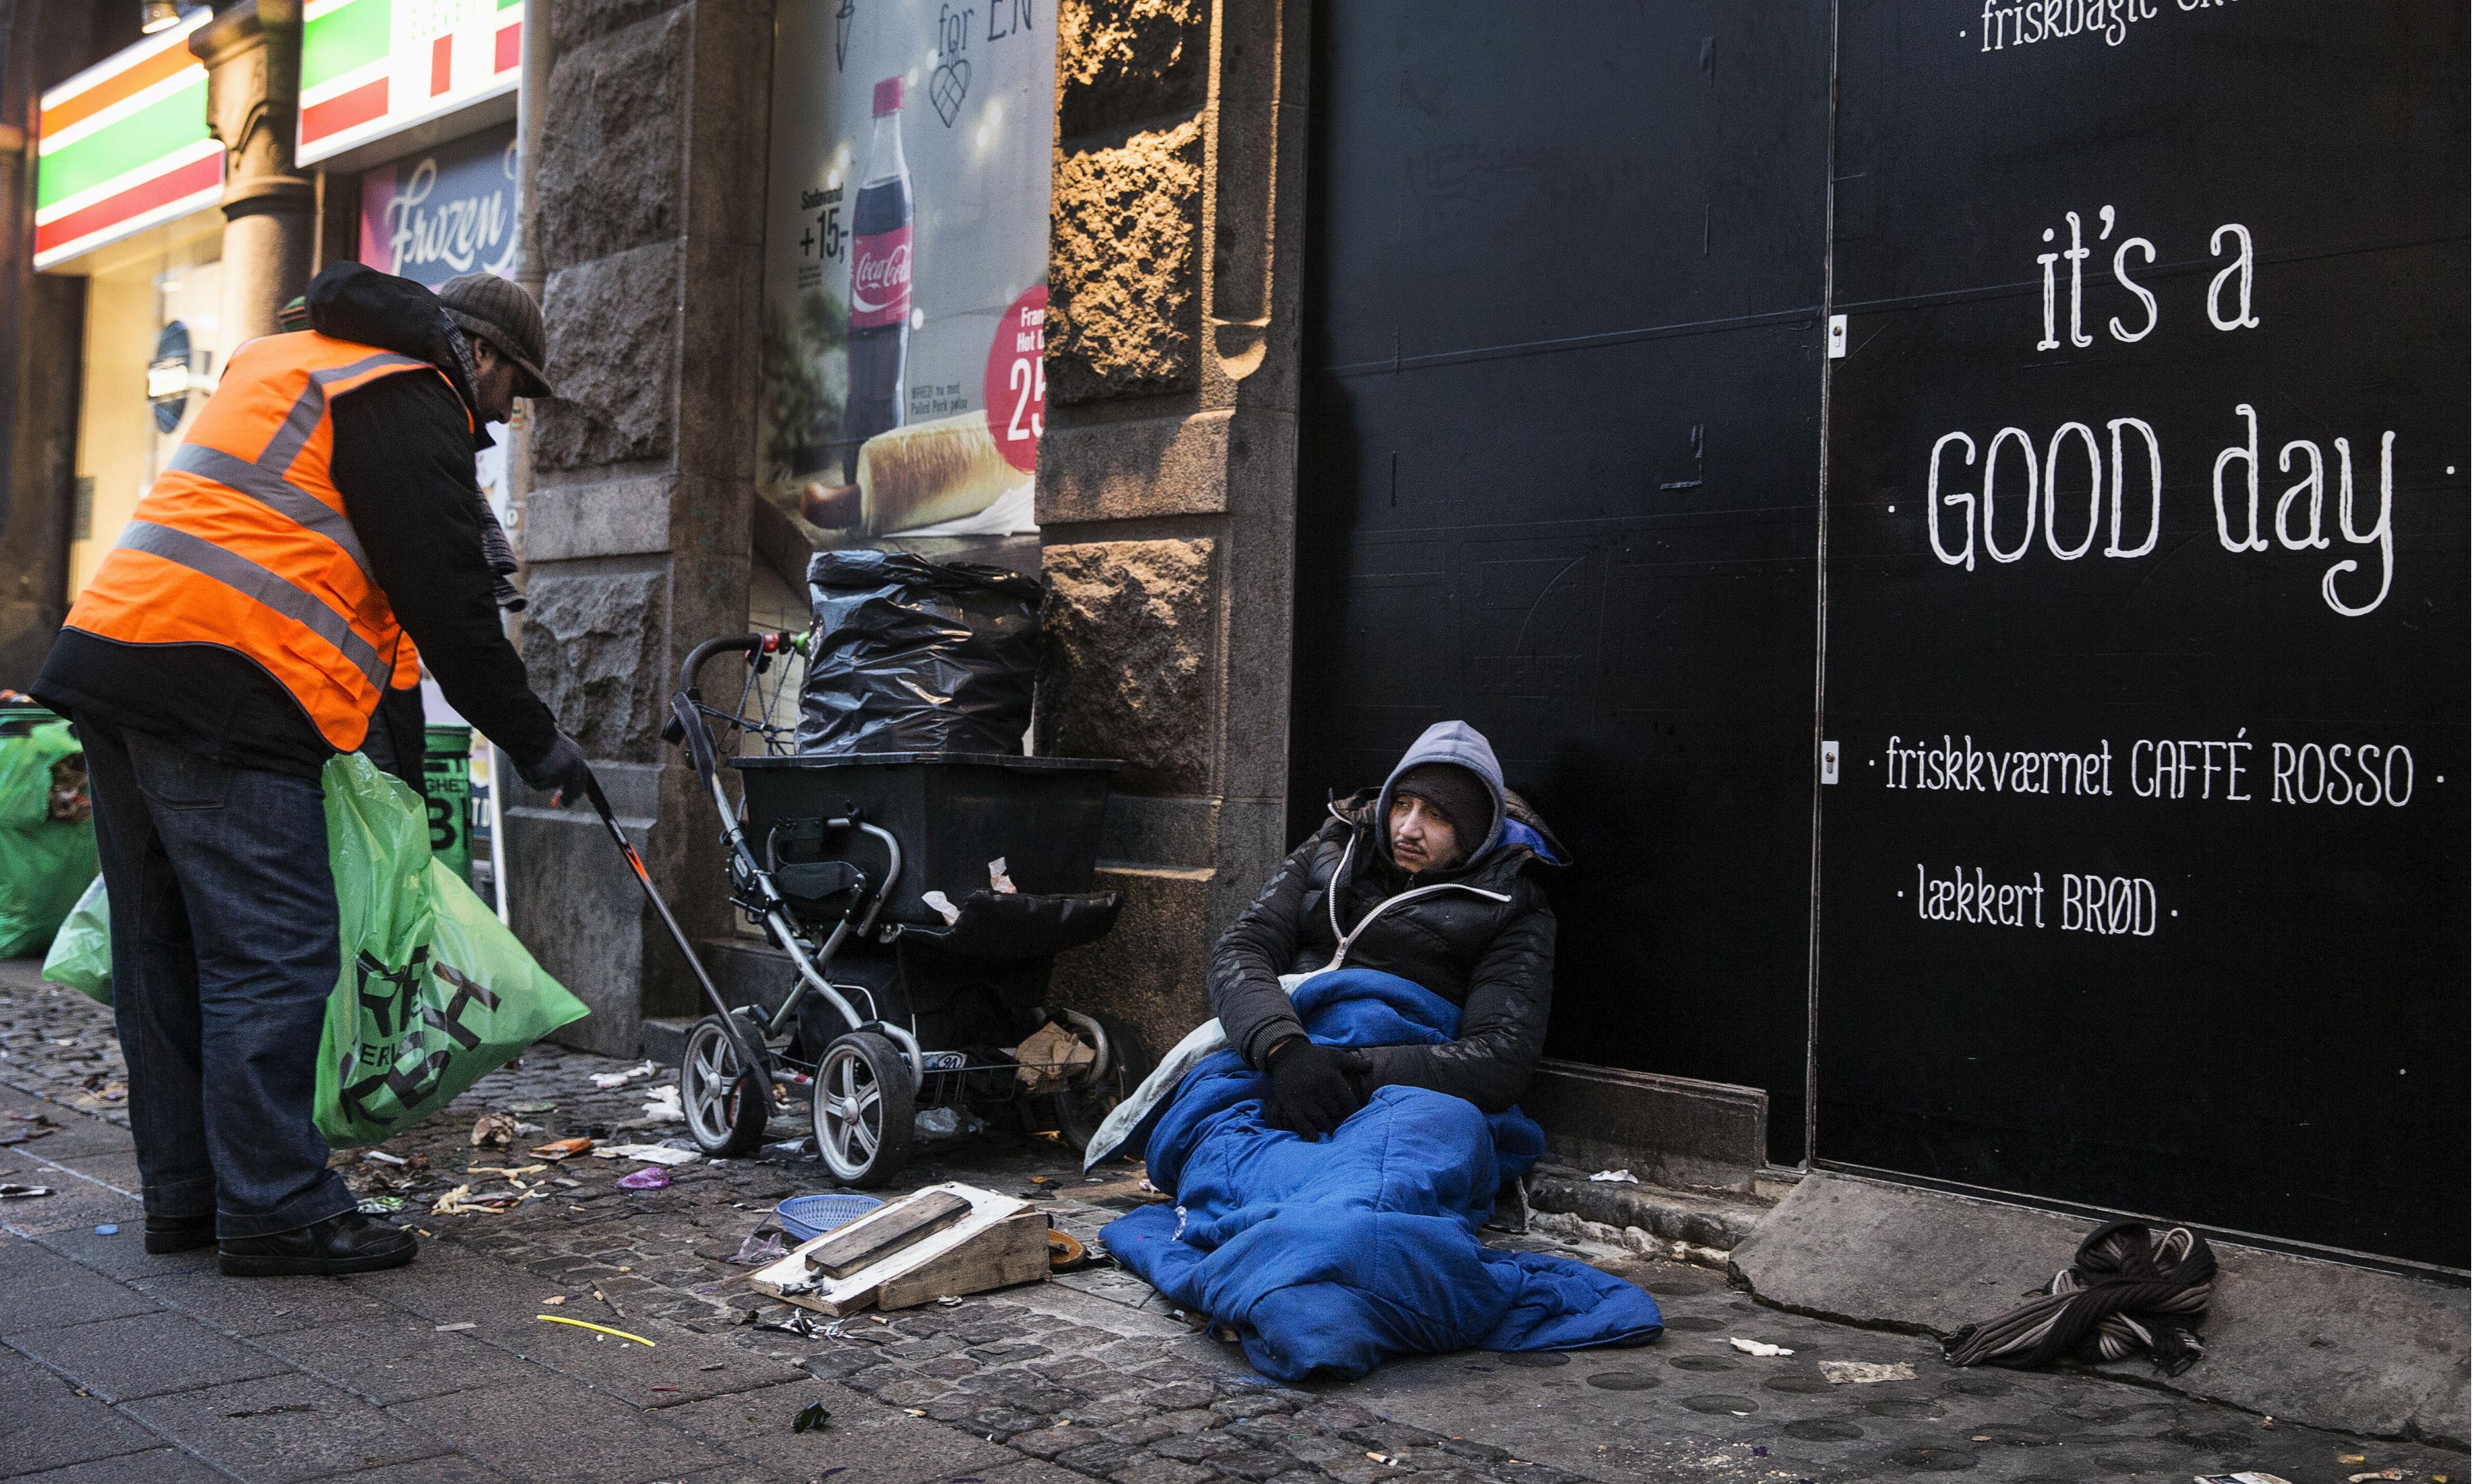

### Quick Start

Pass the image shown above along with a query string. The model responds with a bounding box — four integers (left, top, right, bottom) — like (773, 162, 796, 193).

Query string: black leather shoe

(144, 1214, 218, 1254)
(218, 1211, 417, 1277)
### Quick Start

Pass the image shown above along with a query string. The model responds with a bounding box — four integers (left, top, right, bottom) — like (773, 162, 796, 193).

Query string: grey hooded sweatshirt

(1206, 720, 1566, 1113)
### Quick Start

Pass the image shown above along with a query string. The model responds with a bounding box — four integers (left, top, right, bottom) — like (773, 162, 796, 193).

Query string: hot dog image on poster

(757, 0, 1051, 567)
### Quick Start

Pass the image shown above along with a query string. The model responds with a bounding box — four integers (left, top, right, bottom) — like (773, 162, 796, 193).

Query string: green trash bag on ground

(35, 753, 588, 1147)
(43, 874, 111, 1002)
(0, 719, 100, 957)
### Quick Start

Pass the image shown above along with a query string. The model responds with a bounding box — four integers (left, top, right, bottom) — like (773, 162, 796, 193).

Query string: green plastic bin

(422, 724, 473, 885)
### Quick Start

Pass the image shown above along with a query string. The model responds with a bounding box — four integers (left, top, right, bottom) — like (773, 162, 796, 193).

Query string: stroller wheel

(813, 1031, 914, 1188)
(1055, 1013, 1153, 1155)
(681, 1015, 772, 1157)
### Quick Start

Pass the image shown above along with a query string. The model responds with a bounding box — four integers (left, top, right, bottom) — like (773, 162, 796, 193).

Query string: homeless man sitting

(1210, 719, 1565, 1137)
(1090, 720, 1656, 1384)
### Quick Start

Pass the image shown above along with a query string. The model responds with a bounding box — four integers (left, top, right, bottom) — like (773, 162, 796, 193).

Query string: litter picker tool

(580, 769, 766, 1073)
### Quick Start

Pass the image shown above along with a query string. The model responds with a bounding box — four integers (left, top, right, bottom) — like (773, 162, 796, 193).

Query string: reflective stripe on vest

(61, 332, 463, 751)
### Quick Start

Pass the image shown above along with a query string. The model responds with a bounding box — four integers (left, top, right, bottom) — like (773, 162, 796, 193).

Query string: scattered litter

(470, 1112, 522, 1148)
(987, 857, 1016, 894)
(361, 1149, 410, 1168)
(2349, 1472, 2407, 1483)
(466, 1164, 548, 1179)
(764, 1138, 813, 1159)
(915, 1106, 965, 1140)
(640, 1085, 685, 1123)
(698, 1362, 727, 1371)
(1729, 1338, 1794, 1357)
(793, 1399, 833, 1432)
(1818, 1360, 1915, 1385)
(430, 1183, 547, 1216)
(543, 1295, 565, 1304)
(506, 1100, 558, 1114)
(357, 1197, 406, 1214)
(1047, 1228, 1108, 1272)
(592, 1143, 699, 1167)
(590, 1062, 659, 1090)
(617, 1167, 672, 1191)
(1588, 1169, 1640, 1184)
(564, 1123, 613, 1139)
(529, 1138, 595, 1161)
(729, 1230, 791, 1266)
(935, 1295, 962, 1307)
(0, 1184, 55, 1199)
(94, 1223, 118, 1235)
(1011, 1021, 1097, 1094)
(920, 890, 962, 925)
(2194, 1474, 2293, 1484)
(434, 1322, 476, 1332)
(536, 1315, 655, 1346)
(1366, 1452, 1401, 1467)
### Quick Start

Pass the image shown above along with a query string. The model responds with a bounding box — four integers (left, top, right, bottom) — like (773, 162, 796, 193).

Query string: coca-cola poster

(756, 0, 1053, 569)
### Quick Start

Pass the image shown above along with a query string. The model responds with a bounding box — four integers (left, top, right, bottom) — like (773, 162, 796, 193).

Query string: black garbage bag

(796, 550, 1044, 755)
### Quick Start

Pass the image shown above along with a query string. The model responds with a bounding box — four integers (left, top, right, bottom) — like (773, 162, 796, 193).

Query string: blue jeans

(79, 718, 353, 1239)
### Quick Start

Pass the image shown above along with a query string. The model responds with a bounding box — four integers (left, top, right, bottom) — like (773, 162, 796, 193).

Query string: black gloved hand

(1262, 1036, 1371, 1140)
(518, 730, 598, 809)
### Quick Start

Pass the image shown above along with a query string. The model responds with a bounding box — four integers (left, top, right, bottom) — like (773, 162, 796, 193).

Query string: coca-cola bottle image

(844, 76, 913, 478)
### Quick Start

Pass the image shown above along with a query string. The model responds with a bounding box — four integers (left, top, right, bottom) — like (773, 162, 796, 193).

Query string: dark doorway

(1293, 2, 1835, 1163)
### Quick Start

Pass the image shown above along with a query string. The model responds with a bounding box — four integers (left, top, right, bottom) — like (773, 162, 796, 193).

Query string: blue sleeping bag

(1101, 969, 1663, 1381)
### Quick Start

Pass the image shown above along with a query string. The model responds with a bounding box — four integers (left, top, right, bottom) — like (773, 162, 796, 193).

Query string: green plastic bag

(34, 753, 587, 1146)
(0, 719, 100, 957)
(315, 752, 589, 1145)
(42, 874, 111, 1002)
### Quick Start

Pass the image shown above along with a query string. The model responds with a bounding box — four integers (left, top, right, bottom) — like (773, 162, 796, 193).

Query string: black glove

(1262, 1036, 1371, 1140)
(518, 730, 598, 809)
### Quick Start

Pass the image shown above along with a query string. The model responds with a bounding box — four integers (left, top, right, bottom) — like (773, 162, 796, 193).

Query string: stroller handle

(677, 631, 800, 697)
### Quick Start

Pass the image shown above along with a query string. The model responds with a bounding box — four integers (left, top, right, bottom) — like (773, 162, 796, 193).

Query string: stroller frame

(603, 631, 1128, 1187)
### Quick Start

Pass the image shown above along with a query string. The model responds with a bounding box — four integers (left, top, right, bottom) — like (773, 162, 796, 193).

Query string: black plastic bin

(730, 752, 1121, 930)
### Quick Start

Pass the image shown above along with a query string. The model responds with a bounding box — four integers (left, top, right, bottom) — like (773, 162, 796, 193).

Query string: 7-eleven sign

(299, 0, 523, 167)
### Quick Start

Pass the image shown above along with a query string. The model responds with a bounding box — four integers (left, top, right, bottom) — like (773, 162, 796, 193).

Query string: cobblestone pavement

(3, 957, 2463, 1484)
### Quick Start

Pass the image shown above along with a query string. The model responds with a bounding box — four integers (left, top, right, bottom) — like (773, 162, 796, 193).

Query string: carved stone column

(192, 0, 312, 361)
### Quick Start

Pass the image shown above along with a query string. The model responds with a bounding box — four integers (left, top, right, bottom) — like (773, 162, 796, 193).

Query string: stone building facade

(503, 0, 1306, 1063)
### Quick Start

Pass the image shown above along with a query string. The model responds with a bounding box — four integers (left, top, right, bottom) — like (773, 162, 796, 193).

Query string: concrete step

(1524, 1163, 1780, 1261)
(640, 1016, 694, 1066)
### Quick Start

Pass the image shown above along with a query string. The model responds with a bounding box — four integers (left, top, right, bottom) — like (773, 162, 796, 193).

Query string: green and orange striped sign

(33, 11, 222, 270)
(299, 0, 524, 166)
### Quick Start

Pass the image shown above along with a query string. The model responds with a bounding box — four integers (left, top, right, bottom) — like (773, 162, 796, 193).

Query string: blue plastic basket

(775, 1192, 884, 1243)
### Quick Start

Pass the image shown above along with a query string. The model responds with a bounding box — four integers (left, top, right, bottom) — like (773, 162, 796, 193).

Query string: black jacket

(35, 265, 557, 777)
(1207, 789, 1565, 1113)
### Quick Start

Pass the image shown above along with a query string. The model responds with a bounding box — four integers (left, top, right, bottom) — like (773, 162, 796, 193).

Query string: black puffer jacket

(1208, 787, 1566, 1114)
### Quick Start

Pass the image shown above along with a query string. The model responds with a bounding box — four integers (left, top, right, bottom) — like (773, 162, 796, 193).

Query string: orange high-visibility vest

(63, 332, 466, 752)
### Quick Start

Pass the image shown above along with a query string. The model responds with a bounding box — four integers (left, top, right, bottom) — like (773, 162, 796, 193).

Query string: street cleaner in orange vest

(32, 264, 598, 1278)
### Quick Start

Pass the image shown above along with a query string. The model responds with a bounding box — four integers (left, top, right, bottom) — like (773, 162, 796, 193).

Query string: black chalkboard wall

(1819, 2, 2468, 1264)
(1296, 0, 2468, 1268)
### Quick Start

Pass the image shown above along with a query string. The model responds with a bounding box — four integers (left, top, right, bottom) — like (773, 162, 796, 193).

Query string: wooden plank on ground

(876, 1209, 1050, 1311)
(748, 1183, 1038, 1315)
(802, 1188, 972, 1277)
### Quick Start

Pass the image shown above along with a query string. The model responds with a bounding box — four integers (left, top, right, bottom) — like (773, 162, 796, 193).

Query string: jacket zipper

(1318, 827, 1512, 973)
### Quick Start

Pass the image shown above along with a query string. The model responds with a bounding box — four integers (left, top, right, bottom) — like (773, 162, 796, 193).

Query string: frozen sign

(355, 123, 520, 286)
(1916, 205, 2402, 616)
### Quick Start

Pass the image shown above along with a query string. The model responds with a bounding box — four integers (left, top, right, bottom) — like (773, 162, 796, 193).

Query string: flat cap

(435, 273, 553, 399)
